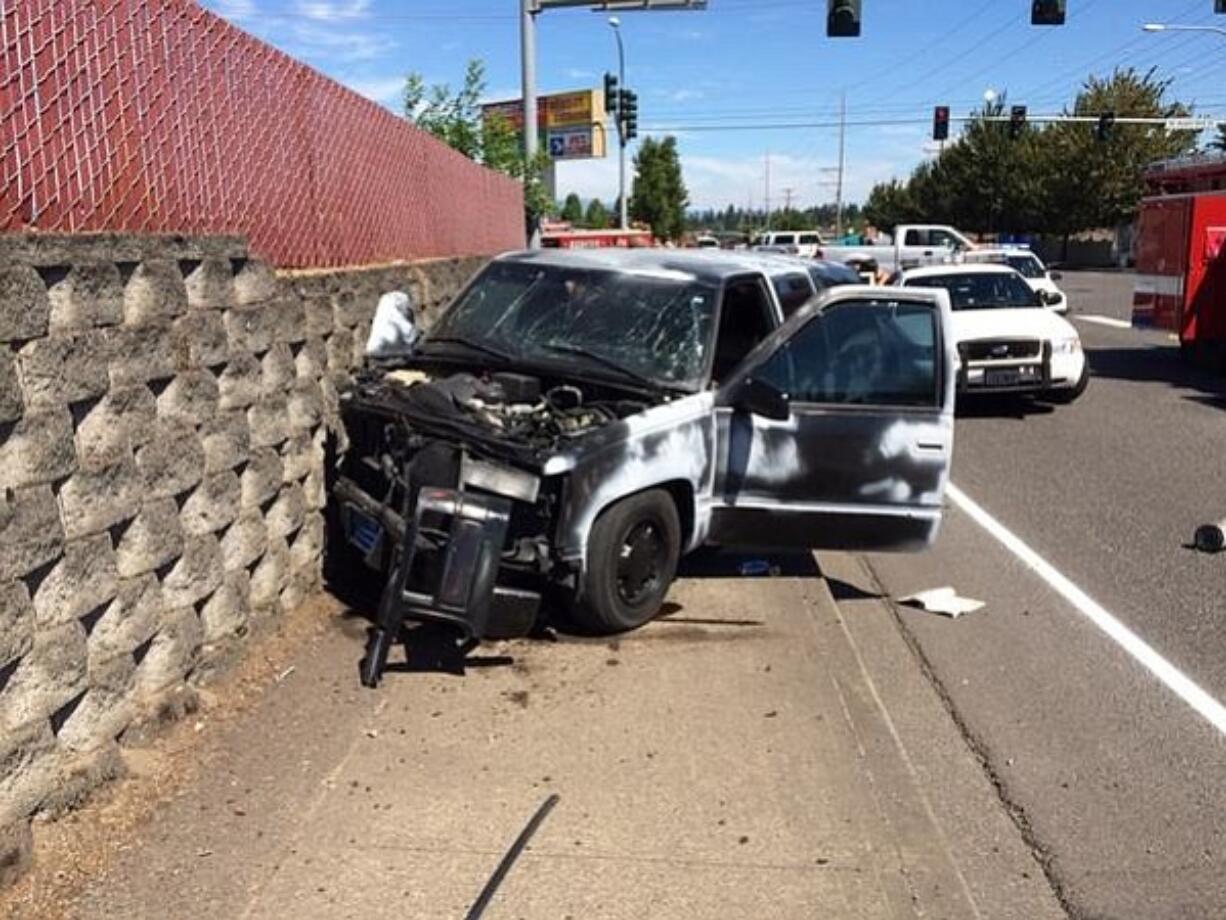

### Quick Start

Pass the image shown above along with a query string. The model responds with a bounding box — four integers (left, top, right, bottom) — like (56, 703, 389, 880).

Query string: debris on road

(898, 587, 986, 618)
(1193, 521, 1225, 554)
(274, 666, 296, 683)
(739, 560, 782, 577)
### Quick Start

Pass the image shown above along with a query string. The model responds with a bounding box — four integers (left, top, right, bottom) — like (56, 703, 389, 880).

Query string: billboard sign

(482, 89, 607, 160)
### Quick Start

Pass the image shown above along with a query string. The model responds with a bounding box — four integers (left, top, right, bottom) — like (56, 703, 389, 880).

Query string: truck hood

(949, 307, 1077, 344)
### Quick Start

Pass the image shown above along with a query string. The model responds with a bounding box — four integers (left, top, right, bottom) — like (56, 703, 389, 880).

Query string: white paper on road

(898, 586, 985, 618)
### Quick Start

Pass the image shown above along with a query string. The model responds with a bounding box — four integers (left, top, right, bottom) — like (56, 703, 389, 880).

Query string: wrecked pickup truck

(327, 250, 957, 686)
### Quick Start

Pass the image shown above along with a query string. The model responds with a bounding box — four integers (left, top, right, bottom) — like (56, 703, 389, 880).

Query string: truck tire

(572, 489, 681, 635)
(1048, 365, 1089, 404)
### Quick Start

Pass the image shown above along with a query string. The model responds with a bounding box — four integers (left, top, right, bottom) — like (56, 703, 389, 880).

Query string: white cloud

(288, 22, 394, 62)
(344, 75, 406, 107)
(295, 0, 370, 21)
(565, 68, 597, 81)
(208, 0, 257, 21)
(660, 88, 703, 103)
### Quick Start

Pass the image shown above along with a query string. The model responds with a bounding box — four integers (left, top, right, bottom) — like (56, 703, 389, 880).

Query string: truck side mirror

(1049, 270, 1063, 281)
(730, 376, 790, 421)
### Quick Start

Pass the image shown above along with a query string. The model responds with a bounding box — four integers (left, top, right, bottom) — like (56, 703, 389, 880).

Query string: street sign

(481, 88, 608, 160)
(1165, 116, 1217, 133)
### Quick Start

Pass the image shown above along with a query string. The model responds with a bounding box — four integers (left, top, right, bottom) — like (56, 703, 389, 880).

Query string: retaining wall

(0, 233, 487, 884)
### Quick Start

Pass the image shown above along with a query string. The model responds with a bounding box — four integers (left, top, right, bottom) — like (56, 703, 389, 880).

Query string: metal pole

(764, 150, 771, 231)
(521, 0, 540, 245)
(612, 23, 627, 230)
(835, 91, 846, 239)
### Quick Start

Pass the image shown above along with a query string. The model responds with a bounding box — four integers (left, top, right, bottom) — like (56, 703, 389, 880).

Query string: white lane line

(1073, 314, 1133, 329)
(947, 482, 1226, 738)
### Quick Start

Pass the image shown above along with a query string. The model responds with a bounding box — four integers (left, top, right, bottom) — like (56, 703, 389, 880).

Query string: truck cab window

(773, 273, 815, 317)
(713, 278, 776, 383)
(904, 229, 927, 246)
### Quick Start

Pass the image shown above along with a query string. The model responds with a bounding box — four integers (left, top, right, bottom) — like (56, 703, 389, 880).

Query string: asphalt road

(865, 271, 1226, 919)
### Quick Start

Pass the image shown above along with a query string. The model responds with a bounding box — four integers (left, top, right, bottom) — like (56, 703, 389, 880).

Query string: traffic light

(827, 0, 861, 37)
(1031, 0, 1066, 25)
(933, 105, 950, 141)
(621, 90, 638, 141)
(1096, 112, 1115, 142)
(1009, 105, 1028, 139)
(604, 72, 619, 114)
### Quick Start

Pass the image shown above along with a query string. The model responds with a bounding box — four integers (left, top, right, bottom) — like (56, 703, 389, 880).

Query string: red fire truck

(539, 220, 654, 249)
(1133, 154, 1226, 366)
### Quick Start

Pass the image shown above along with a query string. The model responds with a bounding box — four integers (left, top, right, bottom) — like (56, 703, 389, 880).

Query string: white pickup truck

(818, 224, 977, 275)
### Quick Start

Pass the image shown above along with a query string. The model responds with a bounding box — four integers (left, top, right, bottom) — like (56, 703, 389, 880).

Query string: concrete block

(224, 305, 275, 355)
(220, 508, 267, 572)
(0, 621, 88, 732)
(295, 336, 327, 381)
(260, 343, 295, 395)
(232, 259, 279, 306)
(0, 819, 33, 889)
(179, 470, 240, 536)
(0, 408, 75, 489)
(0, 722, 56, 825)
(199, 569, 251, 644)
(45, 262, 123, 331)
(290, 512, 325, 577)
(38, 743, 124, 817)
(0, 485, 63, 582)
(16, 330, 111, 410)
(303, 295, 334, 337)
(279, 572, 313, 613)
(56, 654, 136, 752)
(0, 264, 50, 342)
(113, 497, 184, 578)
(73, 385, 156, 470)
(0, 581, 35, 669)
(134, 419, 204, 498)
(156, 369, 219, 426)
(288, 379, 324, 433)
(160, 533, 223, 609)
(171, 310, 228, 368)
(350, 322, 372, 367)
(0, 347, 22, 423)
(122, 260, 187, 325)
(303, 461, 327, 511)
(182, 258, 235, 310)
(265, 482, 305, 538)
(332, 288, 372, 330)
(199, 410, 251, 474)
(280, 429, 322, 484)
(57, 456, 141, 539)
(31, 534, 119, 629)
(240, 449, 283, 509)
(247, 394, 289, 449)
(87, 575, 161, 665)
(249, 534, 289, 610)
(217, 351, 262, 411)
(108, 323, 176, 386)
(268, 298, 307, 346)
(325, 328, 354, 374)
(132, 605, 202, 695)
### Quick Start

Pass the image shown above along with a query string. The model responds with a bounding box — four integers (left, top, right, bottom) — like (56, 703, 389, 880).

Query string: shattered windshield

(425, 260, 718, 388)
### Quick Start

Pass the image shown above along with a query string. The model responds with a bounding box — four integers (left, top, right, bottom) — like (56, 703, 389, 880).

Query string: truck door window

(756, 300, 938, 407)
(773, 272, 815, 317)
(775, 233, 796, 246)
(931, 229, 960, 249)
(799, 233, 821, 246)
(904, 229, 927, 246)
(712, 278, 776, 383)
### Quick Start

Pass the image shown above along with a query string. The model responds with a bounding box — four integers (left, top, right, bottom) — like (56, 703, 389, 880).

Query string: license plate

(346, 509, 383, 556)
(985, 369, 1022, 387)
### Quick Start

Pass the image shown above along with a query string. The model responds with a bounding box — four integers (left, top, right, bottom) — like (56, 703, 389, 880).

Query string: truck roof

(495, 247, 809, 285)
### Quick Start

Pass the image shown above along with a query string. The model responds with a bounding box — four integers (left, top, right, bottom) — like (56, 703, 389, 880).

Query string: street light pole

(1142, 23, 1226, 37)
(609, 17, 627, 230)
(521, 0, 540, 244)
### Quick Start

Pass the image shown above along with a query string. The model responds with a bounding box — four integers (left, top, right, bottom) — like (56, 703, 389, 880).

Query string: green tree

(560, 193, 584, 225)
(403, 59, 554, 231)
(630, 137, 689, 241)
(864, 180, 919, 231)
(584, 198, 611, 228)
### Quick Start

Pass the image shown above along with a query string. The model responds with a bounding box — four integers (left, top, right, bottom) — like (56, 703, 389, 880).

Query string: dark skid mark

(626, 623, 768, 644)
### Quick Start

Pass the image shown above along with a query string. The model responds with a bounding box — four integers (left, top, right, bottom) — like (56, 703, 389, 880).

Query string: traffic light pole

(611, 24, 627, 230)
(520, 0, 539, 245)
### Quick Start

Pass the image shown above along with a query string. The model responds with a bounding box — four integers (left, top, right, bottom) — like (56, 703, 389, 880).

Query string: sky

(202, 0, 1226, 211)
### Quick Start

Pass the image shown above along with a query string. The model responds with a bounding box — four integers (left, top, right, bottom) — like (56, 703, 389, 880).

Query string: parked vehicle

(1133, 154, 1226, 368)
(893, 263, 1087, 401)
(733, 252, 861, 316)
(753, 230, 825, 258)
(963, 248, 1069, 313)
(819, 224, 977, 274)
(693, 234, 721, 249)
(333, 249, 956, 686)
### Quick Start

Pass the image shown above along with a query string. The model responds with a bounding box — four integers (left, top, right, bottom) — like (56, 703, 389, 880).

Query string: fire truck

(539, 220, 654, 249)
(1132, 154, 1226, 367)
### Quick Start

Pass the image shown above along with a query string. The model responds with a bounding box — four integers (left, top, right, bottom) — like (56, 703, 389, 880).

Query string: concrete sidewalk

(18, 554, 1063, 919)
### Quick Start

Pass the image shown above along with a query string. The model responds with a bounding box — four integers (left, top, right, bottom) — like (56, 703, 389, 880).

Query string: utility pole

(764, 151, 772, 231)
(520, 0, 539, 245)
(782, 187, 795, 212)
(835, 91, 846, 239)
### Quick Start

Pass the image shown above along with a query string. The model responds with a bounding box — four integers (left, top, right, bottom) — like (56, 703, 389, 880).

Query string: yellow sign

(481, 89, 608, 161)
(544, 90, 598, 128)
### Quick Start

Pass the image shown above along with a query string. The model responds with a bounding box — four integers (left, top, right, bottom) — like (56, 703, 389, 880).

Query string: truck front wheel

(572, 489, 681, 635)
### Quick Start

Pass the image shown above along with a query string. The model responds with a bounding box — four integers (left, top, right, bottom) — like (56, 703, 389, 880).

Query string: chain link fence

(0, 0, 524, 267)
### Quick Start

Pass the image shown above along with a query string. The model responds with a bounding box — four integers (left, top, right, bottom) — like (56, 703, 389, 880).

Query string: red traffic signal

(933, 106, 950, 141)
